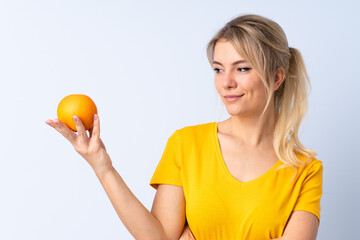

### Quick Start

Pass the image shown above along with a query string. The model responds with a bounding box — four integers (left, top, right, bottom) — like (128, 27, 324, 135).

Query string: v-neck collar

(212, 121, 281, 186)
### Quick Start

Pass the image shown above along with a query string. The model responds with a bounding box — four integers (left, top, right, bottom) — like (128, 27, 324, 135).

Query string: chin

(225, 109, 247, 116)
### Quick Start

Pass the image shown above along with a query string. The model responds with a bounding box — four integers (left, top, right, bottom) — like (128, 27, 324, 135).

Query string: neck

(225, 102, 276, 148)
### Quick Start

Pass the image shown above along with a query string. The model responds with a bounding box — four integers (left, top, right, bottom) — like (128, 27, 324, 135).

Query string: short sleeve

(149, 130, 182, 190)
(293, 161, 323, 225)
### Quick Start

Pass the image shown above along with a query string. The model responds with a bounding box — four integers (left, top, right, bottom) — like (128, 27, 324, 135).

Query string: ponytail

(273, 47, 318, 182)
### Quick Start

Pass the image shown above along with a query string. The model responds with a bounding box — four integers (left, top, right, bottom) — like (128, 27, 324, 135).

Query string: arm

(99, 169, 186, 240)
(271, 210, 319, 240)
(97, 167, 167, 240)
(150, 184, 186, 240)
(46, 116, 182, 239)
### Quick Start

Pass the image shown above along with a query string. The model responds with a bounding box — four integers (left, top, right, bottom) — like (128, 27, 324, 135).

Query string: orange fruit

(57, 94, 98, 132)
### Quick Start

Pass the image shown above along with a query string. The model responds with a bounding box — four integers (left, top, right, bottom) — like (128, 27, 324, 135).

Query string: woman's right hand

(45, 114, 113, 177)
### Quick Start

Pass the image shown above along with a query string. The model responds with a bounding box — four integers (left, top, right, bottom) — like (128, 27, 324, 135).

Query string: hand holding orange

(57, 94, 98, 132)
(46, 94, 113, 177)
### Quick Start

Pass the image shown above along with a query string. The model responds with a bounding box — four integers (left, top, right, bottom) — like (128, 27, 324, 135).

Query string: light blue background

(0, 0, 359, 239)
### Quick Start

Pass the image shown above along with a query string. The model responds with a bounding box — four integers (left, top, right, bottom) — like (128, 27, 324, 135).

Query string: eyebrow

(212, 60, 248, 66)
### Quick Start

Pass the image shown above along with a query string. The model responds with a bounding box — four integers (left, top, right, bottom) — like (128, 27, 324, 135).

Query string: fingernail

(54, 120, 59, 125)
(94, 114, 97, 120)
(73, 116, 77, 122)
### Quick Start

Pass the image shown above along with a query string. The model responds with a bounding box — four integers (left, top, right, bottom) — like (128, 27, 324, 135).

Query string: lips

(224, 93, 245, 98)
(224, 94, 245, 102)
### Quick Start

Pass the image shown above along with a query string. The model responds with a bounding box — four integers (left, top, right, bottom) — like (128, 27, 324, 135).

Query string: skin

(212, 38, 286, 184)
(179, 223, 195, 239)
(213, 38, 285, 148)
(45, 115, 112, 177)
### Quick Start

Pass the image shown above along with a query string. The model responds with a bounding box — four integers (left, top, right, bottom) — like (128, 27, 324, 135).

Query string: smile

(224, 94, 245, 102)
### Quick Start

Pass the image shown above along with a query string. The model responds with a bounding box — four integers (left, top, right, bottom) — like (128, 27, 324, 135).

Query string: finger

(88, 126, 94, 138)
(46, 118, 77, 143)
(72, 115, 88, 140)
(89, 128, 107, 152)
(186, 224, 195, 238)
(90, 114, 100, 140)
(190, 230, 195, 238)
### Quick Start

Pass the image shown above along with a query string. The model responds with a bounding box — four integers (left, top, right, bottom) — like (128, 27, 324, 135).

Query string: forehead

(213, 39, 246, 63)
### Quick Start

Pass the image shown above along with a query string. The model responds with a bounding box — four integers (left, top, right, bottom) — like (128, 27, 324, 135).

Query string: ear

(274, 67, 285, 91)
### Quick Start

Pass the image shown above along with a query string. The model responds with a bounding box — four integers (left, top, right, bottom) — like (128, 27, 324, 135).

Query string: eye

(237, 67, 252, 72)
(213, 68, 222, 74)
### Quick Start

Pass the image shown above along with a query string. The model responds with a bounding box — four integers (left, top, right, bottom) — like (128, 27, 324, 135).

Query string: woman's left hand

(179, 223, 195, 240)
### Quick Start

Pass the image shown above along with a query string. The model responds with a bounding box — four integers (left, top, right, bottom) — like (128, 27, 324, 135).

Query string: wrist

(94, 165, 115, 180)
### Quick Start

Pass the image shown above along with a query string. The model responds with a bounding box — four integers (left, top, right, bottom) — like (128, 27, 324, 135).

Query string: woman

(46, 14, 323, 240)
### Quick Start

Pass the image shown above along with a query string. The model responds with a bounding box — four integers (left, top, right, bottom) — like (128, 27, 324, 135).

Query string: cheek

(242, 77, 258, 89)
(241, 84, 268, 105)
(243, 77, 265, 92)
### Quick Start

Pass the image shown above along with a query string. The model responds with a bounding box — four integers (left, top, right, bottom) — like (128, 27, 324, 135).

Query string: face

(212, 39, 270, 118)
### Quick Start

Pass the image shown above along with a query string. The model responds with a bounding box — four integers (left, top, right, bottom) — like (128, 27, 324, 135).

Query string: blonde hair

(207, 14, 317, 181)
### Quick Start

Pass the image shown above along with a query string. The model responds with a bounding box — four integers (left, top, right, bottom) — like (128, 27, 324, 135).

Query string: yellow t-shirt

(150, 122, 323, 240)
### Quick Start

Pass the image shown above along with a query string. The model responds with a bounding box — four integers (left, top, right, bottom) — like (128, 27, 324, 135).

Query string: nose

(222, 71, 237, 89)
